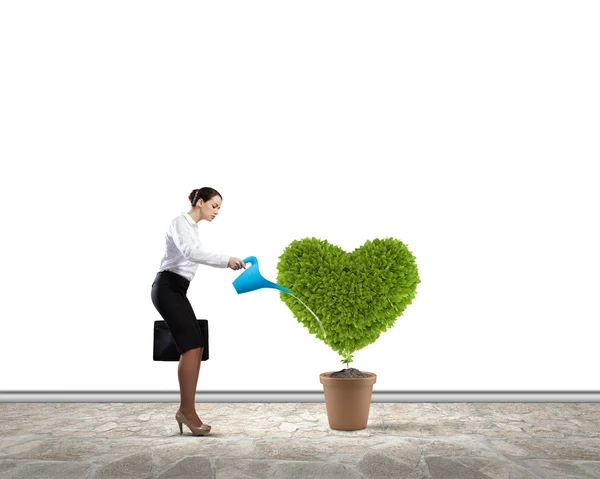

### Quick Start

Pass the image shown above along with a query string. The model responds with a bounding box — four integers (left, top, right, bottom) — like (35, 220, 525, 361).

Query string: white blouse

(157, 213, 230, 281)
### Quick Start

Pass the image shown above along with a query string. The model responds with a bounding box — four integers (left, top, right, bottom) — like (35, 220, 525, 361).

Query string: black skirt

(151, 270, 205, 354)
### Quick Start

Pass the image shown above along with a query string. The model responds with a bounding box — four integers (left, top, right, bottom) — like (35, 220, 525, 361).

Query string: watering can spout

(232, 256, 291, 294)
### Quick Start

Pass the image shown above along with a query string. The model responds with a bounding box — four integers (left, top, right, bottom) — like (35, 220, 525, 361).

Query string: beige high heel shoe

(175, 411, 211, 436)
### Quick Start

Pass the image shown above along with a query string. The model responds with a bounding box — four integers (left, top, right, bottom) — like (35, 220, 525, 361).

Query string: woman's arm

(171, 219, 230, 268)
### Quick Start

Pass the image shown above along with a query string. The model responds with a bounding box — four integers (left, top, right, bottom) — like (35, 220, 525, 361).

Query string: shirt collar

(183, 212, 198, 226)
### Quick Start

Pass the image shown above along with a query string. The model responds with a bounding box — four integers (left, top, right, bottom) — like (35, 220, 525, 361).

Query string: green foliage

(341, 354, 354, 367)
(276, 237, 420, 363)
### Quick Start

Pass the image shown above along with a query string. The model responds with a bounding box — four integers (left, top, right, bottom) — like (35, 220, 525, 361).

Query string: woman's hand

(228, 257, 246, 271)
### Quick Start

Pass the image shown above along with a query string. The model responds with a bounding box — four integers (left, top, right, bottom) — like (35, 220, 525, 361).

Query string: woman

(151, 187, 245, 436)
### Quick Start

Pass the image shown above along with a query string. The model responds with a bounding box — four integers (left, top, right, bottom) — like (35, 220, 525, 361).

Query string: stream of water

(287, 293, 327, 339)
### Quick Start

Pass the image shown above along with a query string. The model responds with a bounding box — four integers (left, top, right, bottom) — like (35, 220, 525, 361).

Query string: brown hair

(188, 187, 222, 207)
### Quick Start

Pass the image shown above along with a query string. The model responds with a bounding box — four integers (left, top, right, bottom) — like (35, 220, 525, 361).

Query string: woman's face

(198, 195, 222, 221)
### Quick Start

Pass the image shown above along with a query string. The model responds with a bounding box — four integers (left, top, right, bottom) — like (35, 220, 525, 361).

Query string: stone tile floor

(1, 402, 600, 478)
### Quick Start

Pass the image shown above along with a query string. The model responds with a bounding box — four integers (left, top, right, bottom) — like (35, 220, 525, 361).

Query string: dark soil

(329, 367, 370, 379)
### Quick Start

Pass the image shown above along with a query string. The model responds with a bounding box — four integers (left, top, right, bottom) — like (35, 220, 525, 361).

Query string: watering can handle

(242, 256, 257, 267)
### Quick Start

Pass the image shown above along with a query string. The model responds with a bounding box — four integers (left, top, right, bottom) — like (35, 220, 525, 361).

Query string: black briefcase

(153, 319, 209, 361)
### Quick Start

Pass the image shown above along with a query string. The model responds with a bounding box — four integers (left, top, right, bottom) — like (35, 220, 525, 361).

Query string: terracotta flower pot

(319, 371, 377, 431)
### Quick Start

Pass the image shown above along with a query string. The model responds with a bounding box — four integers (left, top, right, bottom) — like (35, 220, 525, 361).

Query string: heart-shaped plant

(276, 237, 420, 366)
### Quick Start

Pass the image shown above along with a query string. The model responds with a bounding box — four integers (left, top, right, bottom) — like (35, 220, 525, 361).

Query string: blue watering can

(232, 256, 291, 294)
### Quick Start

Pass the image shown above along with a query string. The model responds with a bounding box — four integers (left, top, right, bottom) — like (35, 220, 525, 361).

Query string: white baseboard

(2, 391, 600, 402)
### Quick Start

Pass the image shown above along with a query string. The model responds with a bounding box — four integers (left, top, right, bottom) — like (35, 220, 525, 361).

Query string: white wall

(1, 1, 598, 392)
